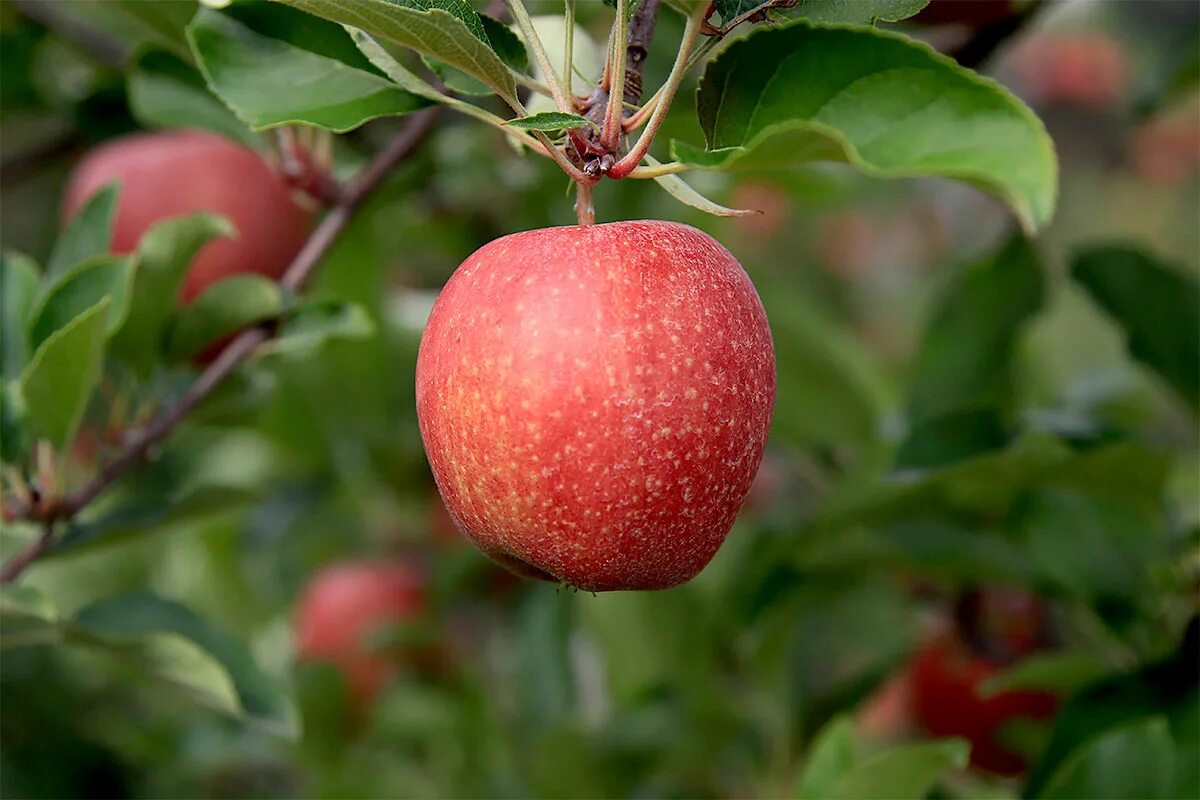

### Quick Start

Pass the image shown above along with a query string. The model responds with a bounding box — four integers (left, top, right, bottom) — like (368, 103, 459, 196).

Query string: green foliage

(110, 212, 236, 375)
(127, 48, 255, 145)
(28, 256, 133, 350)
(188, 4, 432, 132)
(275, 0, 520, 106)
(784, 0, 930, 24)
(18, 299, 110, 449)
(0, 252, 39, 381)
(47, 184, 118, 281)
(504, 111, 595, 133)
(164, 275, 282, 361)
(1071, 244, 1200, 408)
(675, 21, 1057, 229)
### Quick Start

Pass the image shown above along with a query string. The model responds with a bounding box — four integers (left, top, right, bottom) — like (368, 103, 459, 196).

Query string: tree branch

(0, 109, 440, 584)
(576, 0, 663, 174)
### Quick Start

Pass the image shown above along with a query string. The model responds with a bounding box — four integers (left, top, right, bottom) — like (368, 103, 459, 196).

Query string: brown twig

(0, 523, 55, 585)
(0, 109, 440, 584)
(576, 0, 663, 175)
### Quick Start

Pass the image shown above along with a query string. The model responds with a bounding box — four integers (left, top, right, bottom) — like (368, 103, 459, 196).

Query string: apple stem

(609, 5, 705, 180)
(600, 0, 630, 151)
(575, 182, 595, 226)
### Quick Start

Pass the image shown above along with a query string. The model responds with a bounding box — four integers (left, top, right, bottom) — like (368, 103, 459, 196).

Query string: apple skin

(911, 638, 1057, 775)
(416, 221, 775, 592)
(62, 130, 311, 304)
(295, 561, 425, 707)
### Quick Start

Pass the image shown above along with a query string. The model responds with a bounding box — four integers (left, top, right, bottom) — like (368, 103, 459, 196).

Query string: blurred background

(1, 0, 1197, 798)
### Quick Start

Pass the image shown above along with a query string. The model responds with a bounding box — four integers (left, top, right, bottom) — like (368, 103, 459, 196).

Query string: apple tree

(0, 0, 1196, 797)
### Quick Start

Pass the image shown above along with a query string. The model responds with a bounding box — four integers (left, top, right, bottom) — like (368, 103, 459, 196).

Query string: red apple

(62, 130, 311, 304)
(1011, 33, 1128, 111)
(911, 637, 1057, 774)
(416, 221, 775, 592)
(295, 560, 425, 707)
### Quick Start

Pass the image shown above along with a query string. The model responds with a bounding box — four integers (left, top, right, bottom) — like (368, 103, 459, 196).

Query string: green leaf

(796, 716, 858, 799)
(674, 21, 1057, 229)
(1026, 620, 1199, 796)
(755, 270, 891, 454)
(109, 212, 236, 375)
(0, 381, 30, 464)
(894, 408, 1009, 470)
(18, 299, 110, 448)
(112, 0, 197, 60)
(785, 0, 930, 24)
(907, 234, 1045, 421)
(1071, 245, 1200, 408)
(164, 274, 282, 361)
(71, 592, 299, 738)
(831, 739, 969, 799)
(648, 158, 759, 217)
(50, 430, 283, 556)
(27, 256, 133, 353)
(504, 111, 595, 133)
(188, 5, 431, 133)
(0, 584, 58, 624)
(47, 183, 118, 281)
(274, 0, 519, 106)
(1020, 488, 1165, 604)
(0, 585, 60, 648)
(391, 0, 486, 40)
(258, 300, 375, 360)
(425, 13, 528, 96)
(981, 653, 1110, 697)
(515, 585, 575, 725)
(825, 435, 1168, 531)
(1, 252, 40, 381)
(1040, 717, 1176, 800)
(128, 48, 256, 146)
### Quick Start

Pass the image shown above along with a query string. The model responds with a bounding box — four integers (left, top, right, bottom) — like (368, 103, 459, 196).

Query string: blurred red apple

(911, 636, 1057, 774)
(730, 181, 791, 242)
(1129, 104, 1200, 185)
(62, 130, 311, 304)
(295, 560, 426, 707)
(1012, 33, 1129, 111)
(416, 221, 775, 591)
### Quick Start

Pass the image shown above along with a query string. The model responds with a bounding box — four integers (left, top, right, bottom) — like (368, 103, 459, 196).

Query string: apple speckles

(416, 220, 775, 592)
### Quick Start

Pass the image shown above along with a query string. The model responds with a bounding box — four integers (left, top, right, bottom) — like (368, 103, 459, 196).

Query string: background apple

(62, 129, 311, 304)
(295, 560, 426, 708)
(910, 637, 1057, 774)
(416, 221, 776, 592)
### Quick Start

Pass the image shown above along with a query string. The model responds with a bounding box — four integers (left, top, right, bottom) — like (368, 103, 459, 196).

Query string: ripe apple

(295, 560, 426, 707)
(416, 221, 775, 592)
(62, 129, 311, 304)
(911, 637, 1057, 774)
(1011, 33, 1128, 111)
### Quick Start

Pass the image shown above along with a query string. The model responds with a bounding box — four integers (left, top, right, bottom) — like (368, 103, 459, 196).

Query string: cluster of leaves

(0, 186, 372, 469)
(153, 0, 1057, 225)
